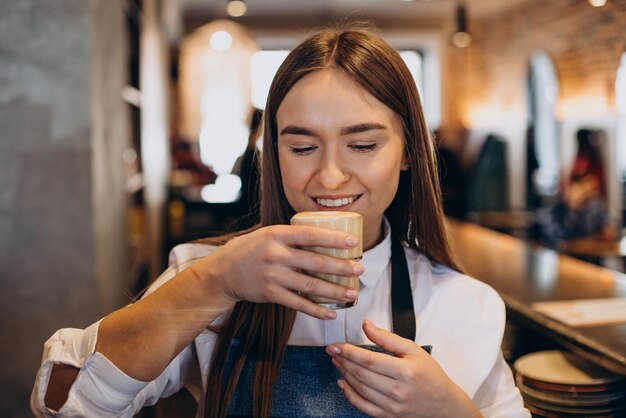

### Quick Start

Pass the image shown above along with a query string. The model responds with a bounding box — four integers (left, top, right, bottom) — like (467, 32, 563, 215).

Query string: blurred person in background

(537, 128, 616, 249)
(434, 130, 468, 220)
(173, 139, 218, 186)
(230, 108, 263, 230)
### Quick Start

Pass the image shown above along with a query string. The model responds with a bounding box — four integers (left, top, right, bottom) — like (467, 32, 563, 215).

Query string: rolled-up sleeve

(31, 243, 214, 417)
(31, 320, 195, 417)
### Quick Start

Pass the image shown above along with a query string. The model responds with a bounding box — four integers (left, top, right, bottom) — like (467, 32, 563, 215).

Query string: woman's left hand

(326, 320, 482, 417)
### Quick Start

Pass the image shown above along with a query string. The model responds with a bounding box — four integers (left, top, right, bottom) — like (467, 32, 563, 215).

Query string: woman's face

(276, 69, 408, 250)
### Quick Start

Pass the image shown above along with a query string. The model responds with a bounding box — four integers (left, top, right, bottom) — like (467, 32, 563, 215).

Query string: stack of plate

(513, 350, 626, 417)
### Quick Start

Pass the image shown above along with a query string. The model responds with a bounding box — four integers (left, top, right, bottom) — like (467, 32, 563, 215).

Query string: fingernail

(327, 344, 341, 354)
(352, 264, 364, 275)
(337, 380, 345, 390)
(325, 311, 337, 319)
(364, 319, 374, 328)
(345, 289, 358, 299)
(345, 236, 358, 246)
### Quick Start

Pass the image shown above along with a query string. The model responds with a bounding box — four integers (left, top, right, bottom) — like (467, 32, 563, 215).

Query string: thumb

(362, 319, 425, 358)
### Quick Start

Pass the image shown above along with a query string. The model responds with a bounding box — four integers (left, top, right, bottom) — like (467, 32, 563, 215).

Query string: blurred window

(250, 49, 425, 115)
(250, 50, 290, 109)
(528, 52, 560, 197)
(399, 50, 425, 100)
(616, 52, 626, 182)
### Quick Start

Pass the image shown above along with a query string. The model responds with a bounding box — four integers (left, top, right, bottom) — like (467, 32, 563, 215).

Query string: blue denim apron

(225, 238, 428, 417)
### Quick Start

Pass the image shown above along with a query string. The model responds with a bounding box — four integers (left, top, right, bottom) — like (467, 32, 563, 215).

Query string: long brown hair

(203, 25, 458, 417)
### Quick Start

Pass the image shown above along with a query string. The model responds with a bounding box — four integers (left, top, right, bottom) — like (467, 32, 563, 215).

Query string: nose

(318, 150, 350, 190)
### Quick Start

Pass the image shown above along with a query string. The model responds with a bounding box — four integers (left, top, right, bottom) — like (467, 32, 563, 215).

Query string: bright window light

(250, 50, 290, 109)
(400, 51, 424, 97)
(529, 52, 560, 195)
(616, 52, 626, 180)
(250, 50, 423, 111)
(198, 84, 249, 174)
(201, 174, 242, 203)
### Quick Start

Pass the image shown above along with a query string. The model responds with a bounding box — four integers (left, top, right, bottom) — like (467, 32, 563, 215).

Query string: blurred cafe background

(1, 0, 626, 416)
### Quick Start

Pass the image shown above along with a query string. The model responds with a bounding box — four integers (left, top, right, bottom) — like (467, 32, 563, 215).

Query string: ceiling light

(452, 3, 471, 48)
(227, 0, 247, 17)
(588, 0, 607, 6)
(452, 31, 471, 48)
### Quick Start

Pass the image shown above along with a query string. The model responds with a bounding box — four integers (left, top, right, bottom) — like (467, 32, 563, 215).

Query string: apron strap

(390, 237, 416, 342)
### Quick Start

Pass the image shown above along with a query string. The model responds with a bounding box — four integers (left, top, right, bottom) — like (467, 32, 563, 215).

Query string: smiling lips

(314, 195, 361, 208)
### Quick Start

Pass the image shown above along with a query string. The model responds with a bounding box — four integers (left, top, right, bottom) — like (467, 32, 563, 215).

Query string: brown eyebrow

(279, 123, 387, 137)
(279, 126, 317, 136)
(340, 123, 387, 135)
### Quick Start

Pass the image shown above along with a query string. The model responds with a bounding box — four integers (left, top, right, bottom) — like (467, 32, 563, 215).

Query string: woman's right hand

(195, 225, 363, 319)
(91, 225, 362, 385)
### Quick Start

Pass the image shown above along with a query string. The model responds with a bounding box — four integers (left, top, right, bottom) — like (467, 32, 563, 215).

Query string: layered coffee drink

(290, 211, 363, 309)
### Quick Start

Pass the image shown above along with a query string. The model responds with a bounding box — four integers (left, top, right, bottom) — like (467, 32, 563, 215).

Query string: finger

(332, 355, 400, 400)
(290, 247, 364, 278)
(362, 320, 426, 358)
(330, 343, 399, 378)
(257, 228, 363, 278)
(337, 379, 388, 417)
(268, 285, 339, 320)
(335, 359, 404, 415)
(283, 225, 360, 249)
(279, 269, 358, 303)
(336, 358, 418, 417)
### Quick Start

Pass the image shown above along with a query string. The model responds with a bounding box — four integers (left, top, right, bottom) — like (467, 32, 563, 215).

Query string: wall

(92, 0, 134, 315)
(444, 0, 626, 213)
(0, 1, 130, 416)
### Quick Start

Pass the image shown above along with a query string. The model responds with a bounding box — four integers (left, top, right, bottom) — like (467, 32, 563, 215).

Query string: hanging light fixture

(451, 3, 471, 48)
(226, 0, 247, 17)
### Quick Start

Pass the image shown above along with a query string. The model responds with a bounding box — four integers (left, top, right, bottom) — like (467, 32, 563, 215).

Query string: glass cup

(290, 211, 363, 309)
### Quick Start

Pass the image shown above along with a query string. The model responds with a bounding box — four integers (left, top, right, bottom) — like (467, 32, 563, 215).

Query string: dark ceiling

(178, 0, 531, 33)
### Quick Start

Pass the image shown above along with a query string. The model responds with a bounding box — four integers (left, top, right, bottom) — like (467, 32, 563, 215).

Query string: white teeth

(316, 196, 356, 207)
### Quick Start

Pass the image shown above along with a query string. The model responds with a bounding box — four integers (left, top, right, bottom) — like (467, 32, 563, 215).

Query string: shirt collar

(359, 218, 392, 288)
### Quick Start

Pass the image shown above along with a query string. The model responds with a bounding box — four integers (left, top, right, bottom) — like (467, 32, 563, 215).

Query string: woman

(32, 27, 529, 417)
(537, 128, 615, 250)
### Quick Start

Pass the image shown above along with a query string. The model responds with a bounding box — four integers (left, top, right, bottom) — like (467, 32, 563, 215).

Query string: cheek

(365, 154, 403, 203)
(279, 155, 307, 199)
(368, 152, 403, 186)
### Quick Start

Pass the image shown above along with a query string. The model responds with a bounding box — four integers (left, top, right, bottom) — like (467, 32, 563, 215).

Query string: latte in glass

(290, 211, 363, 309)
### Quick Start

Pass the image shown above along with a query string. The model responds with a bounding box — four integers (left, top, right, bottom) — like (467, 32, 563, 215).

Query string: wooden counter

(447, 220, 626, 375)
(560, 236, 626, 257)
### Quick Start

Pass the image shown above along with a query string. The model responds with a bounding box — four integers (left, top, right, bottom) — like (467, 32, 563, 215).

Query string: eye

(350, 143, 378, 153)
(290, 146, 317, 155)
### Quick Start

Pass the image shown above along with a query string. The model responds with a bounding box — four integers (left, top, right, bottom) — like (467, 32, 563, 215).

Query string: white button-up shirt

(32, 224, 529, 417)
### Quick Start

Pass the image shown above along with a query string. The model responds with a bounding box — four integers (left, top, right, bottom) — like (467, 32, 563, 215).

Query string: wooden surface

(559, 236, 626, 257)
(447, 220, 626, 375)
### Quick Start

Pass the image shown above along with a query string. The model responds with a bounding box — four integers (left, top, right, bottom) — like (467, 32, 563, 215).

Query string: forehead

(276, 69, 401, 128)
